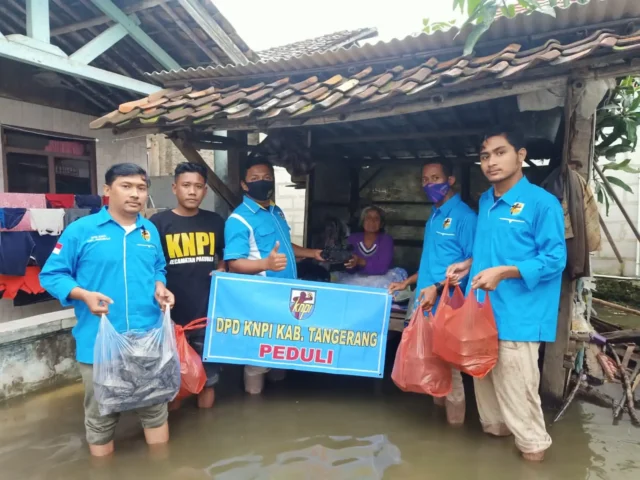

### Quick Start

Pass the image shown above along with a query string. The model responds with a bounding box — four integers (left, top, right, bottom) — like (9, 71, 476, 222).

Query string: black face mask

(245, 180, 275, 201)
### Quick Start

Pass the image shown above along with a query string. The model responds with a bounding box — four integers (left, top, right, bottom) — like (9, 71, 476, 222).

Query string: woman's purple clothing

(347, 232, 394, 276)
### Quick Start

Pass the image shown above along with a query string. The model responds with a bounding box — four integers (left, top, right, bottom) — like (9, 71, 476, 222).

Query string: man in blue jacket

(224, 157, 323, 394)
(40, 163, 175, 457)
(447, 129, 566, 462)
(389, 159, 476, 426)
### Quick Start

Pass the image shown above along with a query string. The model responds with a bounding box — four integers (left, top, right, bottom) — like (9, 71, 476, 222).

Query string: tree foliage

(422, 1, 639, 214)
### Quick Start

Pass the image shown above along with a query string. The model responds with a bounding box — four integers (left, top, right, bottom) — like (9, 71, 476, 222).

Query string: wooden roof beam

(176, 0, 248, 65)
(90, 0, 180, 71)
(318, 129, 484, 145)
(51, 0, 170, 36)
(159, 3, 221, 64)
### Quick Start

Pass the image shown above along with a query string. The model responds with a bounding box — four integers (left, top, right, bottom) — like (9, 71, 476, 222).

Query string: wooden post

(171, 134, 240, 208)
(542, 274, 575, 405)
(541, 80, 584, 405)
(227, 131, 248, 197)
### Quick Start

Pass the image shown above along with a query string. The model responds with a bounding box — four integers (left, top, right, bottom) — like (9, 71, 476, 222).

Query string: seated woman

(333, 206, 407, 289)
(345, 206, 393, 275)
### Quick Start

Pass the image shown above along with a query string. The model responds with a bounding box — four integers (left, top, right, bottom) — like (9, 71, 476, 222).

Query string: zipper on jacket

(123, 231, 130, 331)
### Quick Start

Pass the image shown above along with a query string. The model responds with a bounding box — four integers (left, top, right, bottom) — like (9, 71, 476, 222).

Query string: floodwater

(1, 339, 639, 480)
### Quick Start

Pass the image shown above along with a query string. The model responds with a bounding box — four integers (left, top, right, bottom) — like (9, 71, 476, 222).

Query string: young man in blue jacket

(389, 159, 477, 426)
(40, 163, 175, 457)
(447, 129, 566, 462)
(224, 158, 323, 393)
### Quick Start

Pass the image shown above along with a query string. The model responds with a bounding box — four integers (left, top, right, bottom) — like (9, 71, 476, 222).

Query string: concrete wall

(0, 311, 79, 402)
(0, 98, 147, 322)
(592, 153, 640, 277)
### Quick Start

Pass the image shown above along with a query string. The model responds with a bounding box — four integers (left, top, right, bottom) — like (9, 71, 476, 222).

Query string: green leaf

(625, 118, 638, 147)
(602, 144, 634, 159)
(620, 165, 640, 174)
(422, 18, 430, 26)
(606, 176, 634, 194)
(453, 0, 466, 13)
(603, 158, 631, 171)
(467, 0, 483, 16)
(463, 21, 491, 55)
(604, 190, 610, 216)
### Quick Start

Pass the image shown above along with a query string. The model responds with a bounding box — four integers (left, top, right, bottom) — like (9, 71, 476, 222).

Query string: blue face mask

(423, 182, 450, 203)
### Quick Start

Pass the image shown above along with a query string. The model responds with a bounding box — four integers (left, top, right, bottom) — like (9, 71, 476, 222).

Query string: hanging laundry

(64, 208, 91, 228)
(0, 208, 27, 230)
(0, 193, 46, 231)
(75, 194, 102, 212)
(30, 233, 60, 267)
(0, 209, 4, 228)
(29, 209, 65, 235)
(0, 231, 35, 276)
(0, 208, 33, 233)
(45, 193, 75, 209)
(0, 266, 45, 299)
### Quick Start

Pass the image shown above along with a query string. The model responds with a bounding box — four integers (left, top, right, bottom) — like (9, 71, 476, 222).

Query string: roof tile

(90, 31, 640, 132)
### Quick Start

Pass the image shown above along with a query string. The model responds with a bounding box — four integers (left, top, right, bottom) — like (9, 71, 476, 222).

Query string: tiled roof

(145, 0, 640, 85)
(90, 30, 640, 131)
(257, 28, 378, 62)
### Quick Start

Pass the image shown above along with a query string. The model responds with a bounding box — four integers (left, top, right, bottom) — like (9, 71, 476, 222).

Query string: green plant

(422, 1, 566, 55)
(594, 76, 640, 215)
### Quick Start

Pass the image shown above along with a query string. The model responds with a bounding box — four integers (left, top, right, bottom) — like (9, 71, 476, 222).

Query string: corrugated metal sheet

(146, 0, 640, 84)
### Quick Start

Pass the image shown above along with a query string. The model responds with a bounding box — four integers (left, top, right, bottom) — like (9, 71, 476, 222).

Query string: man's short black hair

(481, 128, 526, 151)
(174, 162, 207, 182)
(242, 156, 275, 181)
(422, 159, 454, 177)
(105, 163, 148, 186)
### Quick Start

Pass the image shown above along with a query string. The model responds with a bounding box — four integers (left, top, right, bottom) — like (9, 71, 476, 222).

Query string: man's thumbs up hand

(266, 241, 287, 272)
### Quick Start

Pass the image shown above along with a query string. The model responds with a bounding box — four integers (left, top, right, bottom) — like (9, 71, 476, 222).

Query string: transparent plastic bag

(93, 307, 181, 416)
(174, 318, 208, 401)
(432, 280, 498, 379)
(391, 308, 452, 397)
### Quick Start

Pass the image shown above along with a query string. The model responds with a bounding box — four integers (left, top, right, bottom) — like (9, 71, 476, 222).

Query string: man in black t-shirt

(150, 162, 225, 409)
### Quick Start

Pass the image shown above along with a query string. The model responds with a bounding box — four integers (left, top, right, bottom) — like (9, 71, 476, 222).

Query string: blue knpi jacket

(39, 207, 167, 364)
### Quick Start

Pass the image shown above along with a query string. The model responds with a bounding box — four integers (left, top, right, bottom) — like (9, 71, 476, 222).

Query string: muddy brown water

(1, 328, 639, 480)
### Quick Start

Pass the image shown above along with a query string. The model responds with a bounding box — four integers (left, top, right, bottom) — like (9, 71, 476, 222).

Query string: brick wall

(275, 167, 307, 245)
(0, 98, 147, 322)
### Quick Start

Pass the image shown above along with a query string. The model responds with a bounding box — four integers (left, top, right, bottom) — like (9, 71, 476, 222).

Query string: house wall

(275, 167, 306, 245)
(0, 98, 148, 323)
(592, 151, 640, 277)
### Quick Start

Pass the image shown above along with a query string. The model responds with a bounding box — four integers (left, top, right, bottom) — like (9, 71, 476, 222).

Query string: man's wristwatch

(434, 282, 445, 295)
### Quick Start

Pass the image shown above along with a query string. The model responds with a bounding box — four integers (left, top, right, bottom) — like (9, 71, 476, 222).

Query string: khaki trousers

(474, 341, 552, 454)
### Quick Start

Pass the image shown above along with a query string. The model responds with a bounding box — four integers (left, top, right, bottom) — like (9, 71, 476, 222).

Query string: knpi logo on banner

(203, 273, 391, 378)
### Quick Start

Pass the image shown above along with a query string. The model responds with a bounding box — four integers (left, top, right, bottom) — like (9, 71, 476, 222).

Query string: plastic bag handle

(407, 305, 426, 329)
(182, 318, 209, 332)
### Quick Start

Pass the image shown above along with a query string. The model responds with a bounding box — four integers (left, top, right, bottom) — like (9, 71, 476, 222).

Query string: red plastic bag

(391, 308, 452, 397)
(432, 280, 498, 378)
(174, 318, 208, 401)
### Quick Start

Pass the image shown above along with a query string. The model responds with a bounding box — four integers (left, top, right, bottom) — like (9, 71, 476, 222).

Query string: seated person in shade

(345, 206, 394, 275)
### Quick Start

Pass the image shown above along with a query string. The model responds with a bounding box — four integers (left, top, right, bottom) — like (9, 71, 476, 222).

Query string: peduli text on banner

(203, 272, 391, 378)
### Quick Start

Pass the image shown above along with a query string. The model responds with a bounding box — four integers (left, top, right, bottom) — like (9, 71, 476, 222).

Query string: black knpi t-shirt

(150, 209, 225, 327)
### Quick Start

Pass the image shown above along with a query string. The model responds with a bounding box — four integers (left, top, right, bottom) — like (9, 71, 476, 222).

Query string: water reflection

(204, 434, 401, 479)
